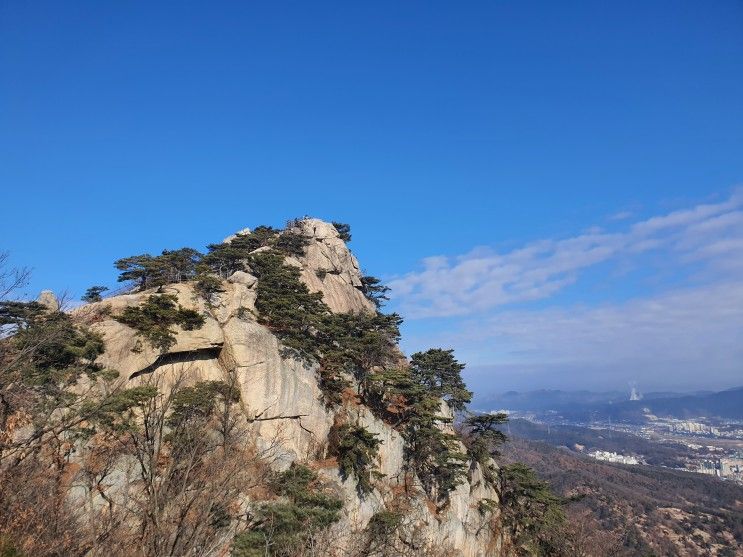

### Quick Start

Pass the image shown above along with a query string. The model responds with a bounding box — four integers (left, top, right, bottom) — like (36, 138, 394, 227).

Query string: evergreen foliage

(113, 225, 307, 293)
(249, 250, 402, 404)
(83, 385, 159, 432)
(404, 411, 468, 501)
(316, 310, 402, 384)
(331, 222, 352, 242)
(81, 285, 108, 303)
(165, 380, 241, 452)
(499, 463, 567, 555)
(366, 509, 402, 538)
(250, 251, 327, 354)
(409, 348, 472, 411)
(0, 300, 46, 330)
(1, 302, 108, 393)
(201, 239, 251, 278)
(465, 413, 508, 462)
(330, 423, 382, 495)
(167, 380, 240, 429)
(115, 248, 202, 290)
(232, 464, 343, 557)
(202, 225, 309, 278)
(273, 230, 310, 257)
(464, 413, 508, 485)
(359, 275, 390, 308)
(364, 367, 468, 502)
(194, 267, 224, 302)
(114, 294, 205, 352)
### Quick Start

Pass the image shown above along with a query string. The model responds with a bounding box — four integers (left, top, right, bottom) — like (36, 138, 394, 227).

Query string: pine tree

(332, 222, 352, 242)
(81, 285, 108, 303)
(359, 275, 390, 308)
(409, 348, 472, 411)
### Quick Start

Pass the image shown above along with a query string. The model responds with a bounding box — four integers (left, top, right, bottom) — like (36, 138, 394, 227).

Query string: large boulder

(37, 290, 60, 312)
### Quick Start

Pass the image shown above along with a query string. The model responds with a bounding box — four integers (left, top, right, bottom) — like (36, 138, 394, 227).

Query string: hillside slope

(502, 436, 743, 556)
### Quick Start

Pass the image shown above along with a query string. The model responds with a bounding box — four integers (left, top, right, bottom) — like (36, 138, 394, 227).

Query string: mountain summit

(2, 218, 526, 556)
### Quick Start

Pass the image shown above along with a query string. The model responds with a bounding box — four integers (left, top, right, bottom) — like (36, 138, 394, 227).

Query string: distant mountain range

(476, 386, 743, 421)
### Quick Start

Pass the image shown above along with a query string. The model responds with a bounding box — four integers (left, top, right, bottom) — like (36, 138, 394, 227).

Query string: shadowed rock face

(76, 219, 501, 557)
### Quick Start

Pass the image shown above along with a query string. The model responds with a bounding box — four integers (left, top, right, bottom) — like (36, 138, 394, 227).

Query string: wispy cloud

(451, 280, 743, 392)
(391, 190, 743, 391)
(390, 190, 743, 318)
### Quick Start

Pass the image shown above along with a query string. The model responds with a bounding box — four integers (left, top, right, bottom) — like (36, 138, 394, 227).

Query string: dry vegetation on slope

(501, 436, 743, 556)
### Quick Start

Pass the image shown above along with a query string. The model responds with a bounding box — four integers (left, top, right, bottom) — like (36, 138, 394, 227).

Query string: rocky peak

(66, 218, 501, 556)
(37, 289, 60, 312)
(287, 218, 375, 314)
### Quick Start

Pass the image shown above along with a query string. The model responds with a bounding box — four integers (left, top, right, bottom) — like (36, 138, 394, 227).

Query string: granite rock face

(78, 219, 501, 557)
(288, 218, 375, 315)
(37, 289, 60, 312)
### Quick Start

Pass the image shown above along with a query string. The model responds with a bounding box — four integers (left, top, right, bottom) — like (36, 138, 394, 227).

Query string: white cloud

(452, 281, 743, 391)
(389, 190, 743, 318)
(392, 190, 743, 391)
(466, 282, 743, 365)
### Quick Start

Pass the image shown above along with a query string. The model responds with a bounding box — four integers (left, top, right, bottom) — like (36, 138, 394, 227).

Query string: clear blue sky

(2, 2, 742, 393)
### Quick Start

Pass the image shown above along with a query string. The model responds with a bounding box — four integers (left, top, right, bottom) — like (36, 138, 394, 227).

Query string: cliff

(57, 220, 503, 556)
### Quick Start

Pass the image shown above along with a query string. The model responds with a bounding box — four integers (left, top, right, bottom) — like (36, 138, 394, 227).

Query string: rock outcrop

(79, 219, 502, 557)
(37, 289, 60, 311)
(288, 218, 376, 315)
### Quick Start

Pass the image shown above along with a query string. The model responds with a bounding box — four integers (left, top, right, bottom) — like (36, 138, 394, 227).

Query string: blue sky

(2, 2, 742, 393)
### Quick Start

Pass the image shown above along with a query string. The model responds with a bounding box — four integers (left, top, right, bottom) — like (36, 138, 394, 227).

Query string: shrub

(232, 464, 343, 557)
(82, 385, 159, 433)
(366, 509, 402, 538)
(330, 423, 382, 495)
(165, 380, 241, 452)
(194, 268, 224, 303)
(114, 293, 205, 352)
(273, 230, 310, 257)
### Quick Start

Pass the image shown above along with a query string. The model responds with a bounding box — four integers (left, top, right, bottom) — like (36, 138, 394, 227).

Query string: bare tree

(0, 251, 31, 302)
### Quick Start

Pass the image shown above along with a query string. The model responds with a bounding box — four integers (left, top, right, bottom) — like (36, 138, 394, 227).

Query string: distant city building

(670, 421, 720, 436)
(588, 450, 641, 465)
(720, 458, 743, 477)
(695, 459, 720, 476)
